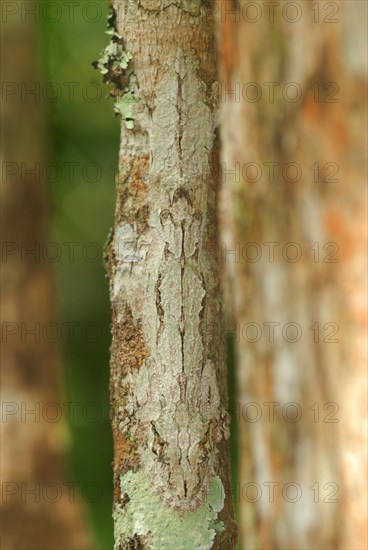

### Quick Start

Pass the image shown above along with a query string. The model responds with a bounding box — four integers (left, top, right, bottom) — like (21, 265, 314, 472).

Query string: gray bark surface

(107, 1, 236, 548)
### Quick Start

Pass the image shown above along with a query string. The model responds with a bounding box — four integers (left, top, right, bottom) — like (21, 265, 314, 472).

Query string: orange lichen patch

(118, 155, 149, 193)
(112, 313, 149, 371)
(116, 322, 148, 369)
(129, 155, 149, 196)
(116, 155, 150, 226)
(109, 309, 148, 503)
(110, 310, 148, 504)
(112, 421, 139, 500)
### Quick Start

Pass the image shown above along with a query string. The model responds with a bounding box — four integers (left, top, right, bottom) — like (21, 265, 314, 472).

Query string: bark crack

(135, 0, 202, 16)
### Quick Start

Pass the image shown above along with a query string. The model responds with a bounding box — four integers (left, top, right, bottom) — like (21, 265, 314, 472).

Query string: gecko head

(170, 187, 194, 222)
(173, 187, 192, 205)
(139, 374, 221, 510)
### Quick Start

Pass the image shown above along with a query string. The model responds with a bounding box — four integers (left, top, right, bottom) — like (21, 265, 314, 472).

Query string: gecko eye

(160, 210, 171, 226)
(173, 187, 191, 205)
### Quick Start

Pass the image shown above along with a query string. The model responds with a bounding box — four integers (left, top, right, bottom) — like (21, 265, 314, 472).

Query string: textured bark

(216, 1, 367, 549)
(1, 7, 94, 550)
(107, 0, 236, 548)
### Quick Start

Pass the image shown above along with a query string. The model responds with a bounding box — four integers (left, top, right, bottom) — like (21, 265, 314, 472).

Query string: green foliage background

(40, 5, 116, 548)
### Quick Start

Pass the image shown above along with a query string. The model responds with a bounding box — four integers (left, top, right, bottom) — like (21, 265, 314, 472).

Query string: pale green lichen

(94, 40, 132, 76)
(113, 471, 225, 549)
(114, 90, 140, 129)
(93, 10, 139, 129)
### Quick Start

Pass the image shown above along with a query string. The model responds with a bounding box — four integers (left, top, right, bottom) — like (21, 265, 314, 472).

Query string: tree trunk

(106, 1, 236, 548)
(216, 1, 367, 548)
(1, 6, 94, 550)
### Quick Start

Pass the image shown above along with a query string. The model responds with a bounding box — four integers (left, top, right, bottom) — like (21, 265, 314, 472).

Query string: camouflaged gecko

(110, 39, 228, 511)
(121, 188, 228, 510)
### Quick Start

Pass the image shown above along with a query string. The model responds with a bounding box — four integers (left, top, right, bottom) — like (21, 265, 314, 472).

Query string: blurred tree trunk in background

(107, 0, 236, 548)
(216, 1, 367, 548)
(1, 7, 93, 550)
